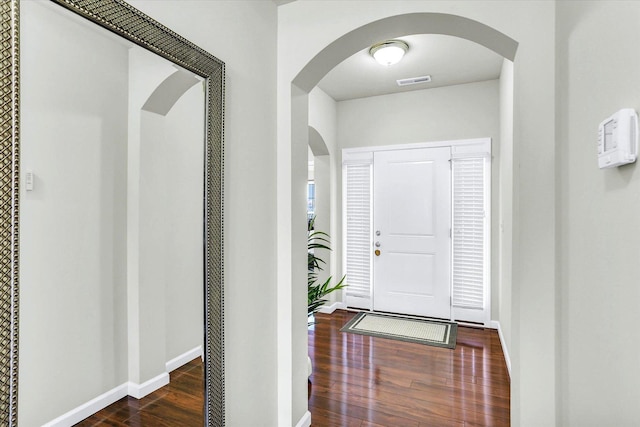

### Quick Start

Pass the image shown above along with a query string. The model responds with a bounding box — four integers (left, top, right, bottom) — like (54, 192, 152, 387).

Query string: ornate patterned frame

(1, 0, 225, 425)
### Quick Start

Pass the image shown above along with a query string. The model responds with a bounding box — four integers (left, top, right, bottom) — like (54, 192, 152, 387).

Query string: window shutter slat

(452, 157, 486, 310)
(345, 163, 372, 302)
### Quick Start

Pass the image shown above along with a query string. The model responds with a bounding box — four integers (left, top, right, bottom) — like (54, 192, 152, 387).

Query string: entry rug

(341, 312, 457, 349)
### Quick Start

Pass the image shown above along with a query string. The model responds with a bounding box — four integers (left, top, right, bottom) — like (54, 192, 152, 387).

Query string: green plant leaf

(307, 214, 348, 316)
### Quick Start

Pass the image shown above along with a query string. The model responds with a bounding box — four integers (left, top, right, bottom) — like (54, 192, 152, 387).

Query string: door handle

(374, 249, 381, 256)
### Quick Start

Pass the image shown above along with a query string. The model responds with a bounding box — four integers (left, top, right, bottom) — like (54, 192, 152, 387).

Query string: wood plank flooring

(74, 357, 203, 426)
(308, 310, 510, 427)
(75, 310, 509, 426)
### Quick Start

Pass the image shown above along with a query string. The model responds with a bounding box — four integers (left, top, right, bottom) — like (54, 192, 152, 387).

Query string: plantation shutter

(451, 153, 489, 321)
(344, 157, 372, 309)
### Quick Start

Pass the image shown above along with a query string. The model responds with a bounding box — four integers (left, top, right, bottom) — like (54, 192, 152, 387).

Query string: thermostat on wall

(598, 108, 638, 168)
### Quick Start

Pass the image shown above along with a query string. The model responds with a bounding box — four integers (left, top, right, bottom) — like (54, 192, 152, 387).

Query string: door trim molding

(342, 138, 490, 157)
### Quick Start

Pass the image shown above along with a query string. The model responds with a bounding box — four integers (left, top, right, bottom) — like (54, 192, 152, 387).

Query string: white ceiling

(317, 34, 504, 102)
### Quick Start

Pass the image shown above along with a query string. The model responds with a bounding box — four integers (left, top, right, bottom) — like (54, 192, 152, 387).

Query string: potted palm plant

(307, 216, 346, 322)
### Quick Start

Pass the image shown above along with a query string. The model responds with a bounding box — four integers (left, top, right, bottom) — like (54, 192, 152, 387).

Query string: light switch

(25, 171, 34, 191)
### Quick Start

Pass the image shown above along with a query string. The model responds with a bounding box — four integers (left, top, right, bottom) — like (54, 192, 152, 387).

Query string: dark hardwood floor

(308, 310, 510, 427)
(76, 310, 509, 426)
(74, 357, 203, 426)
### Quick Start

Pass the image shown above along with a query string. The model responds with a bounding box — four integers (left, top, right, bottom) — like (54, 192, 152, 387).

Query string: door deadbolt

(375, 230, 381, 236)
(375, 241, 381, 247)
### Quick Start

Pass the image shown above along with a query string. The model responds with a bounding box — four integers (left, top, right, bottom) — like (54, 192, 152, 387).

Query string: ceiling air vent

(396, 75, 432, 87)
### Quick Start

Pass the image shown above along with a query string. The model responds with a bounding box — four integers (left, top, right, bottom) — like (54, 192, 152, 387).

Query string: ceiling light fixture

(369, 40, 409, 66)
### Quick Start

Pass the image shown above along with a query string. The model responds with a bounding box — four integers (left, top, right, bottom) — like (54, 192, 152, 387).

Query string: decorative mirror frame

(0, 0, 225, 424)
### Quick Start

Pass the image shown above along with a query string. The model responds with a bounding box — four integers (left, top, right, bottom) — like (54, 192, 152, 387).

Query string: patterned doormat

(341, 312, 457, 349)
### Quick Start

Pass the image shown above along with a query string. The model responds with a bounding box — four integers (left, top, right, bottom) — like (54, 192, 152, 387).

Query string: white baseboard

(318, 301, 346, 314)
(490, 320, 511, 376)
(42, 383, 128, 427)
(44, 372, 170, 426)
(166, 345, 203, 373)
(44, 346, 204, 426)
(295, 411, 312, 427)
(128, 372, 170, 399)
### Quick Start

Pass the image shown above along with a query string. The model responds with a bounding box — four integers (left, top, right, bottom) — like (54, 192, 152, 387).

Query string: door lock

(375, 241, 381, 247)
(374, 249, 381, 256)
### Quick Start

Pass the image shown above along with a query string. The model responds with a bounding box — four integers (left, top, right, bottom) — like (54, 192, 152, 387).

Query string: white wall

(137, 86, 204, 381)
(556, 1, 640, 425)
(128, 47, 204, 385)
(162, 83, 205, 365)
(128, 1, 279, 426)
(19, 2, 129, 425)
(309, 88, 341, 308)
(498, 59, 514, 365)
(278, 2, 556, 425)
(338, 80, 499, 149)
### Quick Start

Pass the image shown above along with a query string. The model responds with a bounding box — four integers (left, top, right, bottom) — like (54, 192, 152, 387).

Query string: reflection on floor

(309, 310, 510, 427)
(74, 358, 203, 426)
(76, 310, 510, 426)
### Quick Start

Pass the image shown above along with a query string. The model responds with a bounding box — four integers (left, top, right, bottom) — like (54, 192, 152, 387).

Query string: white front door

(372, 147, 451, 319)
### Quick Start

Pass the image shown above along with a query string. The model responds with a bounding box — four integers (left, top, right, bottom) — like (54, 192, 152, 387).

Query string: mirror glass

(18, 1, 215, 424)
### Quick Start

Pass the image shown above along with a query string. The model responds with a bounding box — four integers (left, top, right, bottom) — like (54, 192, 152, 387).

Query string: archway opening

(279, 11, 518, 426)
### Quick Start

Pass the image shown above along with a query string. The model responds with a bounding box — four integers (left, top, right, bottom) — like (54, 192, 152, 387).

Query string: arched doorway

(278, 12, 518, 427)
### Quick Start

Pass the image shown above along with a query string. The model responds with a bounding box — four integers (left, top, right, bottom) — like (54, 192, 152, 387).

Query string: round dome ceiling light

(369, 40, 409, 66)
